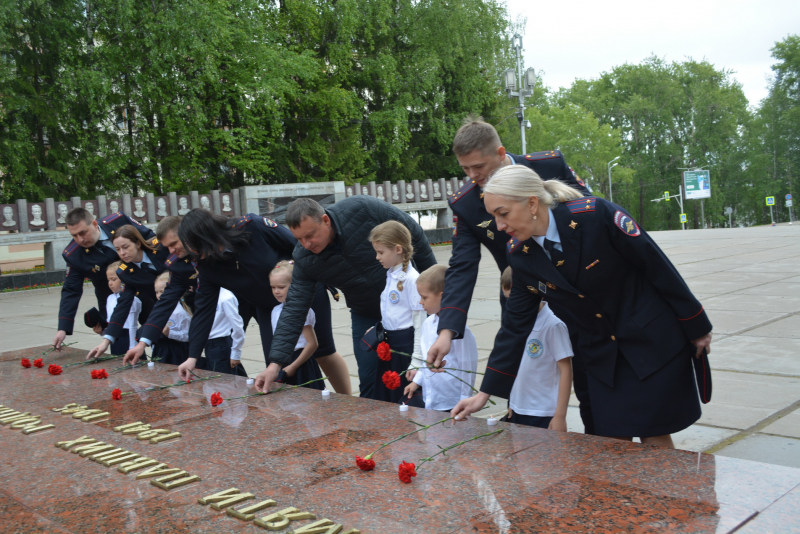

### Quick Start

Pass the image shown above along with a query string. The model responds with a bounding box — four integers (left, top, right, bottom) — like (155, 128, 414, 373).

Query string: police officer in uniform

(124, 216, 198, 365)
(52, 208, 154, 350)
(451, 166, 712, 448)
(429, 116, 596, 433)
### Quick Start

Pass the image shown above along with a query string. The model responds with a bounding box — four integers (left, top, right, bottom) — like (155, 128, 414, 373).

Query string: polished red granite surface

(2, 346, 799, 533)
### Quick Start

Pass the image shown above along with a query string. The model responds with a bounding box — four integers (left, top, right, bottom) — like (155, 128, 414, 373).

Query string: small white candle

(147, 361, 155, 368)
(321, 389, 331, 398)
(246, 378, 254, 385)
(399, 403, 409, 412)
(487, 416, 498, 426)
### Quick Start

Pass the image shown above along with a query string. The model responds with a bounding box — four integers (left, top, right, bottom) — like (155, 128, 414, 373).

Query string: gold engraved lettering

(135, 464, 180, 480)
(72, 409, 103, 418)
(122, 424, 151, 435)
(113, 421, 144, 432)
(293, 519, 342, 534)
(102, 452, 140, 467)
(60, 406, 88, 415)
(22, 423, 55, 435)
(76, 443, 115, 457)
(117, 457, 157, 474)
(227, 499, 276, 521)
(198, 488, 243, 505)
(51, 403, 78, 412)
(341, 530, 361, 534)
(150, 432, 181, 444)
(211, 492, 254, 511)
(89, 448, 127, 462)
(0, 412, 30, 424)
(254, 507, 314, 530)
(82, 412, 110, 422)
(151, 474, 200, 491)
(10, 417, 41, 429)
(137, 429, 170, 440)
(56, 435, 96, 450)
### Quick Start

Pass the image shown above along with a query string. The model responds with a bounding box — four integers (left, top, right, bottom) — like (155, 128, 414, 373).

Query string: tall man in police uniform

(427, 116, 596, 434)
(51, 207, 155, 349)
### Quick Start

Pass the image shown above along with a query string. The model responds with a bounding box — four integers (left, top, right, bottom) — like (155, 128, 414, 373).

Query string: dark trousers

(500, 412, 552, 429)
(203, 336, 247, 376)
(351, 310, 378, 399)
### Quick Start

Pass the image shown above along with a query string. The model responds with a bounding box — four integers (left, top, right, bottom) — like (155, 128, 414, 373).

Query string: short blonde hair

(501, 266, 513, 291)
(107, 261, 122, 272)
(484, 166, 583, 208)
(270, 260, 294, 279)
(452, 115, 502, 157)
(417, 264, 447, 294)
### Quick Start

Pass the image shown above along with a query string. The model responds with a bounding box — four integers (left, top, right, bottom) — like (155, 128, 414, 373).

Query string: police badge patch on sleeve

(613, 211, 641, 237)
(263, 217, 277, 228)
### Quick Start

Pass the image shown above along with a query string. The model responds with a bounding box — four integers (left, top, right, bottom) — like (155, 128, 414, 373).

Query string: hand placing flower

(382, 370, 401, 390)
(48, 364, 63, 375)
(398, 461, 417, 483)
(33, 358, 44, 368)
(377, 342, 392, 361)
(356, 456, 376, 471)
(112, 388, 122, 400)
(210, 392, 223, 406)
(21, 358, 32, 368)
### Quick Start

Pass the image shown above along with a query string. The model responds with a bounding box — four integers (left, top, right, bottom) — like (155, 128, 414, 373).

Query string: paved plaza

(1, 224, 799, 467)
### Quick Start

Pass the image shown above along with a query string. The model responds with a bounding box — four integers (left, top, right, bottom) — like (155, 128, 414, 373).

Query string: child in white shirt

(103, 261, 141, 355)
(202, 287, 246, 376)
(403, 265, 479, 411)
(369, 221, 427, 403)
(151, 272, 192, 366)
(270, 260, 324, 389)
(501, 267, 573, 431)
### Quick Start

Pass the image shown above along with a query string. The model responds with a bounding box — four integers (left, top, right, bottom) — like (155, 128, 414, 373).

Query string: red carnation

(382, 370, 401, 390)
(210, 392, 223, 407)
(356, 456, 376, 471)
(90, 370, 98, 378)
(21, 358, 31, 368)
(377, 342, 392, 361)
(48, 364, 63, 375)
(33, 358, 44, 368)
(398, 461, 417, 483)
(91, 369, 108, 379)
(112, 388, 122, 400)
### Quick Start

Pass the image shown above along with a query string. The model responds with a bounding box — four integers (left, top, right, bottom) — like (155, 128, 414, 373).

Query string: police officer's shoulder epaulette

(507, 238, 521, 254)
(63, 241, 79, 257)
(165, 254, 178, 266)
(101, 212, 123, 224)
(116, 263, 130, 275)
(449, 180, 478, 204)
(565, 197, 597, 214)
(525, 150, 561, 161)
(149, 236, 159, 247)
(233, 214, 252, 229)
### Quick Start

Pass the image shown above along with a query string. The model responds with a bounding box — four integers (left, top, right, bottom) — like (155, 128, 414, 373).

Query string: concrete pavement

(2, 224, 799, 467)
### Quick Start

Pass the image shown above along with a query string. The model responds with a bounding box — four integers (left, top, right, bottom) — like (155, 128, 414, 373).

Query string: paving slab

(715, 434, 800, 469)
(760, 409, 800, 439)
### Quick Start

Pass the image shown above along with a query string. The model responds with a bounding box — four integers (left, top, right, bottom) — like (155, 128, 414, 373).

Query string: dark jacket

(269, 196, 437, 366)
(136, 253, 198, 344)
(439, 150, 590, 337)
(481, 197, 712, 398)
(58, 213, 154, 334)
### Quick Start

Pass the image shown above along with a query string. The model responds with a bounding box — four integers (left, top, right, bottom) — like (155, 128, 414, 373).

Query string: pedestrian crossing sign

(680, 214, 687, 223)
(766, 196, 775, 206)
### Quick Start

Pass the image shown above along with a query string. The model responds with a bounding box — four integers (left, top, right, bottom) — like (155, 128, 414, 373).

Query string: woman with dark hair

(87, 224, 170, 358)
(175, 209, 351, 393)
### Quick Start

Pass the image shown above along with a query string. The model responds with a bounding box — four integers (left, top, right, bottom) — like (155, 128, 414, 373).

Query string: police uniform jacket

(137, 254, 198, 345)
(270, 196, 437, 367)
(187, 214, 296, 361)
(439, 150, 590, 338)
(58, 213, 154, 334)
(104, 239, 170, 341)
(481, 197, 712, 399)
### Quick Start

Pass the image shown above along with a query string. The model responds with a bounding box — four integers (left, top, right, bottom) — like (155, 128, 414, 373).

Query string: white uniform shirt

(413, 314, 478, 411)
(271, 303, 316, 351)
(164, 304, 192, 342)
(510, 302, 573, 417)
(208, 288, 245, 360)
(106, 292, 142, 350)
(380, 264, 425, 330)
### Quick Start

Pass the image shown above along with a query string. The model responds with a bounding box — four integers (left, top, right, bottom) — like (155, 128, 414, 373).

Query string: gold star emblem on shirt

(480, 192, 485, 199)
(523, 245, 529, 253)
(477, 220, 492, 228)
(569, 220, 578, 229)
(556, 260, 565, 267)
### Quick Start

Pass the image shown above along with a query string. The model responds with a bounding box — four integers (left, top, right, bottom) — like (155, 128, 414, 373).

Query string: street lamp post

(503, 34, 535, 155)
(607, 156, 620, 203)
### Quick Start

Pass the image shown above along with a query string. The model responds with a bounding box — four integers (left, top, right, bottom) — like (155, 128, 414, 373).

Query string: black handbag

(692, 347, 712, 404)
(360, 321, 385, 352)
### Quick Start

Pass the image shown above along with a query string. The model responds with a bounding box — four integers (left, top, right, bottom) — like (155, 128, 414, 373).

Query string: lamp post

(503, 34, 536, 155)
(607, 156, 620, 203)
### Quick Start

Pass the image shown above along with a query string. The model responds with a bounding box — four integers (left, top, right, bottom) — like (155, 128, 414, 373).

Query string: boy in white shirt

(403, 265, 478, 411)
(501, 267, 573, 431)
(202, 288, 246, 376)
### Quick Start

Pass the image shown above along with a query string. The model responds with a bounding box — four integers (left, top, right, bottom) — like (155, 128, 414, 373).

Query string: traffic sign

(766, 196, 775, 206)
(724, 207, 733, 215)
(679, 213, 687, 223)
(664, 191, 670, 201)
(786, 194, 792, 200)
(787, 200, 793, 207)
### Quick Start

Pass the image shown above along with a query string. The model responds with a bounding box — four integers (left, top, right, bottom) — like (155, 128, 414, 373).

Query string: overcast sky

(503, 0, 800, 107)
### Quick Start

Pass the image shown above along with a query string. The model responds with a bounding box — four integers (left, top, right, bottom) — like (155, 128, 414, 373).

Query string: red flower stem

(119, 375, 222, 396)
(42, 342, 78, 355)
(61, 354, 125, 369)
(439, 369, 496, 405)
(109, 358, 162, 373)
(365, 416, 453, 460)
(221, 376, 330, 402)
(416, 429, 504, 471)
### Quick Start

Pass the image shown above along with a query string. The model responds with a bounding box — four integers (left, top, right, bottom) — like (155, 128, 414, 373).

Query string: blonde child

(103, 261, 141, 355)
(403, 265, 478, 411)
(500, 266, 573, 431)
(150, 272, 192, 366)
(369, 221, 426, 402)
(270, 261, 324, 389)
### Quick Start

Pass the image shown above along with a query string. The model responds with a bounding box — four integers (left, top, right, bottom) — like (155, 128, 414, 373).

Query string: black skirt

(109, 330, 130, 356)
(152, 338, 189, 366)
(588, 343, 701, 437)
(373, 327, 414, 403)
(277, 348, 325, 390)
